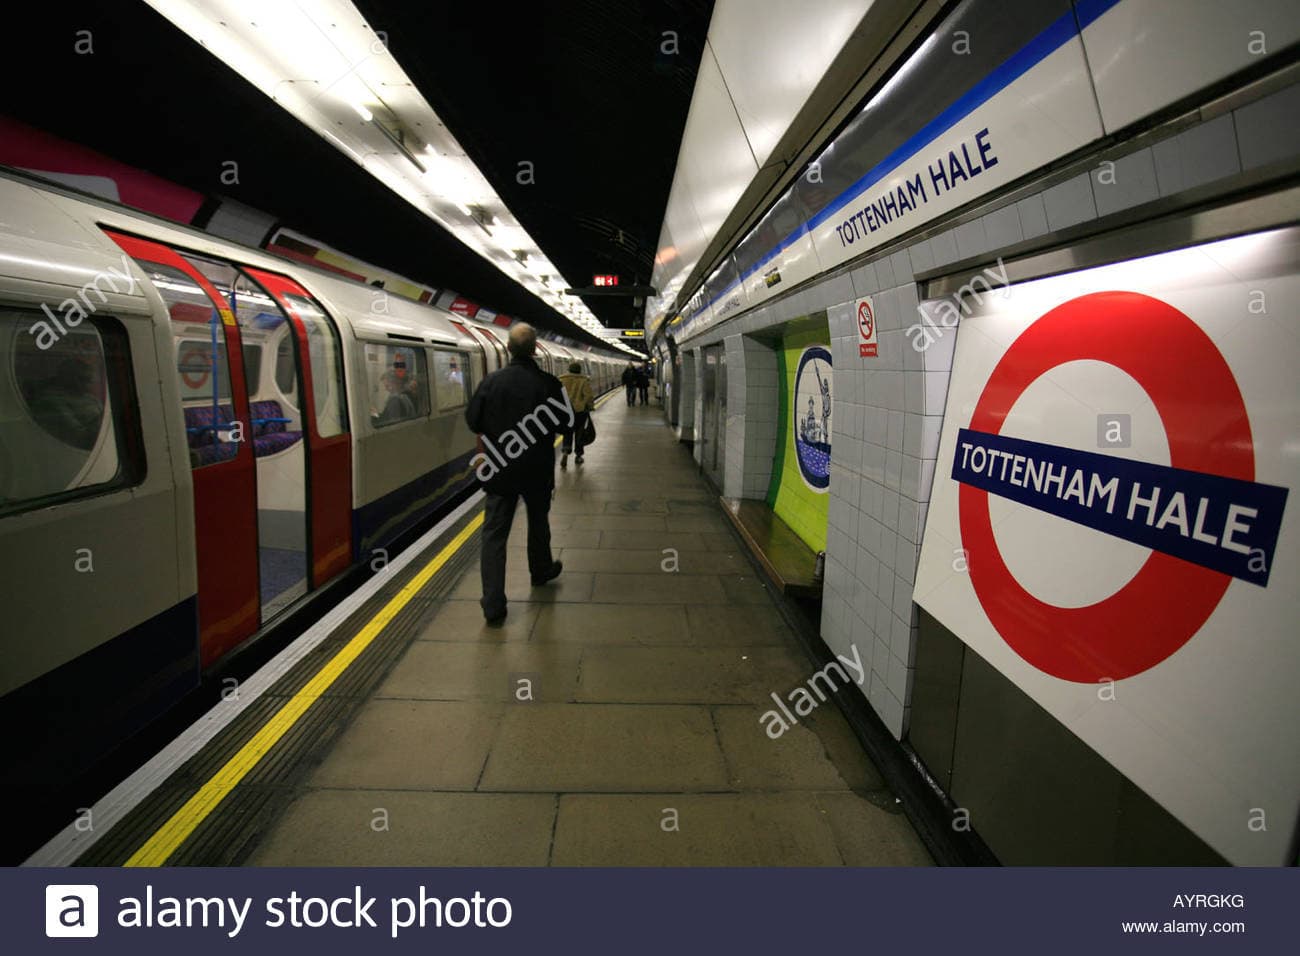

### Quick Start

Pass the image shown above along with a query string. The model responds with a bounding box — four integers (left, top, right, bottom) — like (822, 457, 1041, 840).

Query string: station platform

(39, 393, 931, 867)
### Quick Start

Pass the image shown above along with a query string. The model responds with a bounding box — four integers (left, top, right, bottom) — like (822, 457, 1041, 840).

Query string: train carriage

(0, 170, 622, 796)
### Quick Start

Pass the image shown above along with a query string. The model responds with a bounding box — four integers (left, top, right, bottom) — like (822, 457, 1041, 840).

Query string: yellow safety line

(125, 511, 486, 867)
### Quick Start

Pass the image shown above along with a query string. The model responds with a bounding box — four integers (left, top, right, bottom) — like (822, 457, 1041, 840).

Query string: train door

(467, 324, 507, 371)
(534, 340, 554, 374)
(104, 231, 260, 664)
(178, 256, 312, 624)
(243, 268, 353, 588)
(479, 325, 510, 367)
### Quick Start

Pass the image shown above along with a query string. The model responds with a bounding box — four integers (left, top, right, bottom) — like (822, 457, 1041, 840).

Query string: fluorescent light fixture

(143, 0, 605, 344)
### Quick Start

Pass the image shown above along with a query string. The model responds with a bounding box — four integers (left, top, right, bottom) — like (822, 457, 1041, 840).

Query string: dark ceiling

(1, 0, 713, 347)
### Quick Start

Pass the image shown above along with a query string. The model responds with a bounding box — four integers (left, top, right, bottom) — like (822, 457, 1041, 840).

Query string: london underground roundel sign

(955, 292, 1286, 682)
(793, 345, 832, 491)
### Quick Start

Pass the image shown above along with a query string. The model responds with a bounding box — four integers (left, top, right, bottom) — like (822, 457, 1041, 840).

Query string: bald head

(507, 322, 537, 359)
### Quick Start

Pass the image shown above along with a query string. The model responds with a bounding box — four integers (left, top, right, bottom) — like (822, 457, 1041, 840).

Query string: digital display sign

(593, 274, 619, 287)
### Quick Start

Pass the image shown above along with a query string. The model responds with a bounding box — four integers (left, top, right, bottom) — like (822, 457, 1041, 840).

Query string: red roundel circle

(180, 349, 212, 390)
(958, 291, 1254, 682)
(858, 300, 874, 340)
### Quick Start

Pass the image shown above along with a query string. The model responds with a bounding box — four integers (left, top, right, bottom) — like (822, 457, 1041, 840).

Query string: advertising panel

(767, 324, 832, 550)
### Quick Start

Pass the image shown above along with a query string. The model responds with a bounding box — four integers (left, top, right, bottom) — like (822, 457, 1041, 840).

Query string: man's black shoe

(485, 610, 507, 627)
(531, 560, 563, 586)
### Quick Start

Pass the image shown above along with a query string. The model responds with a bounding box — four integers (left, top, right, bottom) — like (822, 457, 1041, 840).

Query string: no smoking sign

(856, 297, 877, 357)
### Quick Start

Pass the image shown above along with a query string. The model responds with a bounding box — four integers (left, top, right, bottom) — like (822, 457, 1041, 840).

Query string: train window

(242, 343, 263, 394)
(140, 261, 239, 432)
(138, 259, 247, 468)
(431, 349, 469, 411)
(282, 293, 347, 439)
(363, 342, 429, 428)
(274, 336, 296, 397)
(175, 337, 232, 402)
(0, 311, 142, 516)
(180, 254, 301, 412)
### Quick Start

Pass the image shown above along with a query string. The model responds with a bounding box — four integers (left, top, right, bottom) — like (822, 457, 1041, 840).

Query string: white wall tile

(1092, 146, 1160, 216)
(1016, 194, 1049, 239)
(954, 217, 988, 259)
(907, 237, 935, 276)
(1042, 172, 1098, 231)
(1235, 82, 1300, 171)
(884, 449, 903, 491)
(929, 229, 959, 266)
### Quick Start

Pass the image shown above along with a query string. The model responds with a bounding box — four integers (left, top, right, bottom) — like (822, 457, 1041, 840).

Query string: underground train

(0, 169, 623, 792)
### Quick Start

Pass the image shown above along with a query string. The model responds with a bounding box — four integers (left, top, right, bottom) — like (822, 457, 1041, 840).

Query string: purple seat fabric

(248, 399, 302, 457)
(184, 400, 301, 464)
(250, 400, 288, 435)
(184, 403, 238, 467)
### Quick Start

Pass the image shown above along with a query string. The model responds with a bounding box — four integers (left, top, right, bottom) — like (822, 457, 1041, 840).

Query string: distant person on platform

(465, 323, 564, 626)
(637, 364, 651, 405)
(622, 362, 638, 405)
(558, 360, 594, 468)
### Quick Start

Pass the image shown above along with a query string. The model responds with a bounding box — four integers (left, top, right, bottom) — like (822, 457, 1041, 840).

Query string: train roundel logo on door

(793, 345, 833, 491)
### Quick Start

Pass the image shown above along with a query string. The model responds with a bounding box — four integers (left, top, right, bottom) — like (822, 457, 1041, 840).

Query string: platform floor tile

(248, 791, 557, 866)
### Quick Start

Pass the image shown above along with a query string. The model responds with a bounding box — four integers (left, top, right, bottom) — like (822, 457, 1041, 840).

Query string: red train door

(465, 324, 507, 370)
(104, 230, 260, 665)
(243, 268, 353, 586)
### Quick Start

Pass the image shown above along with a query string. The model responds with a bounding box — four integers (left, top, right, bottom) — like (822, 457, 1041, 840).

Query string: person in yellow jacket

(558, 361, 594, 468)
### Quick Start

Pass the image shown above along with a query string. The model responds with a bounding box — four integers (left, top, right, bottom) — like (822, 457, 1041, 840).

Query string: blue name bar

(952, 428, 1288, 587)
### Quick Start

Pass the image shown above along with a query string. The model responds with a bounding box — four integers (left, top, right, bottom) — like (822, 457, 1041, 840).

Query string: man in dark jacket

(621, 363, 637, 405)
(465, 323, 568, 625)
(637, 363, 651, 405)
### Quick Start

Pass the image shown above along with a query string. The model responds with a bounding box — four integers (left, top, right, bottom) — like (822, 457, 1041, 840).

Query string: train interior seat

(248, 398, 301, 457)
(182, 403, 238, 468)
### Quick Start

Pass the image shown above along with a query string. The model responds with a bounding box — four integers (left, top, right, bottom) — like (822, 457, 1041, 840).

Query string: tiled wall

(673, 77, 1300, 741)
(675, 352, 696, 442)
(722, 335, 780, 500)
(692, 352, 705, 467)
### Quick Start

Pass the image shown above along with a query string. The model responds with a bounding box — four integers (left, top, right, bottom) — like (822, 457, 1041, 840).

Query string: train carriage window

(179, 253, 301, 414)
(282, 293, 347, 439)
(431, 349, 470, 411)
(138, 261, 239, 468)
(0, 310, 142, 516)
(176, 337, 232, 401)
(364, 343, 429, 428)
(242, 343, 263, 394)
(274, 336, 297, 398)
